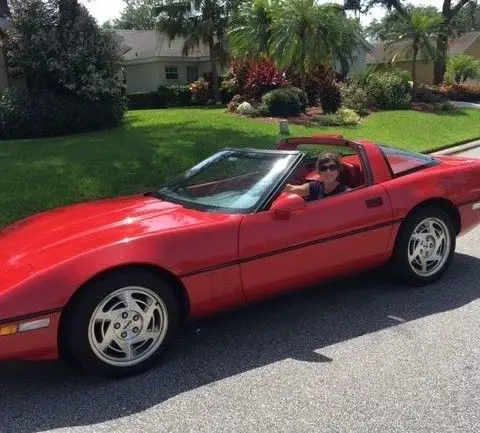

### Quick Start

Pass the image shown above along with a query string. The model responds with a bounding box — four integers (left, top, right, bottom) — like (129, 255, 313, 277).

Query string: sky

(84, 0, 448, 26)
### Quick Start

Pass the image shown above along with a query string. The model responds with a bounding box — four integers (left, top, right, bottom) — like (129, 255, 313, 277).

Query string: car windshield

(155, 150, 298, 213)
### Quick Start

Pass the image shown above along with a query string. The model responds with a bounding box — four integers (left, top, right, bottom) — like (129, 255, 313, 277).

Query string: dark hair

(316, 151, 342, 179)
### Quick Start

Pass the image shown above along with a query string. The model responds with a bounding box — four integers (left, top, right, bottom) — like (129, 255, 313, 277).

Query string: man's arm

(284, 183, 310, 197)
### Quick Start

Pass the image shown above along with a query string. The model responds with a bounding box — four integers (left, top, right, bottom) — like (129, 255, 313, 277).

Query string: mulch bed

(254, 106, 323, 126)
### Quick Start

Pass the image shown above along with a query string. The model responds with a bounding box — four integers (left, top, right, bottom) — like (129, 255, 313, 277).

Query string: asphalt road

(1, 149, 480, 433)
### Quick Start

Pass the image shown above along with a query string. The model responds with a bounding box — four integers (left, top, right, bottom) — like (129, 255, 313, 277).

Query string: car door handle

(365, 197, 383, 208)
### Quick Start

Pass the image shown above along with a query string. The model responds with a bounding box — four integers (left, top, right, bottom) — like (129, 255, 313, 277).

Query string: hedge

(127, 85, 194, 110)
(0, 88, 126, 140)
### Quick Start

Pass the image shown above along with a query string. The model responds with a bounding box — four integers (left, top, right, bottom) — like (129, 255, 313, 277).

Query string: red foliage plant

(241, 57, 289, 101)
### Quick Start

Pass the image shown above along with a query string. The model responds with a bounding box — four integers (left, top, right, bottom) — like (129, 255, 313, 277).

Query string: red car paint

(1, 135, 479, 362)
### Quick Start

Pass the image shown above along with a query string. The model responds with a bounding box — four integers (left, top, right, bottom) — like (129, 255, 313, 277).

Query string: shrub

(160, 85, 191, 106)
(219, 74, 237, 104)
(439, 83, 480, 102)
(127, 92, 165, 109)
(127, 85, 194, 110)
(261, 87, 305, 116)
(432, 102, 458, 113)
(224, 59, 250, 93)
(243, 57, 289, 101)
(0, 88, 126, 140)
(414, 84, 446, 103)
(189, 77, 211, 105)
(340, 83, 369, 115)
(319, 81, 342, 114)
(287, 65, 341, 112)
(445, 55, 480, 84)
(313, 108, 361, 127)
(360, 71, 411, 110)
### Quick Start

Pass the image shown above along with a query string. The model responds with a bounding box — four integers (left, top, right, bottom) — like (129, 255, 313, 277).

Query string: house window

(165, 66, 178, 80)
(187, 66, 198, 83)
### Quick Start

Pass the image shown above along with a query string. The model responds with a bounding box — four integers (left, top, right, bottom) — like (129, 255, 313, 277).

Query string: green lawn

(1, 107, 480, 228)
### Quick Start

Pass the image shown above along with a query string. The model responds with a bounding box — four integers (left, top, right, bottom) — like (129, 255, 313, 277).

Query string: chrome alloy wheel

(407, 217, 451, 278)
(88, 286, 168, 367)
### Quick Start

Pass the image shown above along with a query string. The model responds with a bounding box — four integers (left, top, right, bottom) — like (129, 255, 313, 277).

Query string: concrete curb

(431, 139, 480, 155)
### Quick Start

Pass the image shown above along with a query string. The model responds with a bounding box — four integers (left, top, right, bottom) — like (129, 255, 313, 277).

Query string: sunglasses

(318, 163, 338, 172)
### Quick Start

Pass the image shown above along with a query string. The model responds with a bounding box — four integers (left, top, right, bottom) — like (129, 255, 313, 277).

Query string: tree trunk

(300, 36, 306, 94)
(0, 0, 10, 18)
(208, 38, 221, 103)
(433, 25, 449, 85)
(412, 41, 418, 101)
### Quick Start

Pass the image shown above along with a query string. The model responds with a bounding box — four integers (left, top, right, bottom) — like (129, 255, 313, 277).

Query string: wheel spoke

(435, 233, 446, 246)
(420, 257, 428, 273)
(118, 290, 137, 311)
(118, 340, 134, 360)
(429, 254, 443, 264)
(97, 324, 116, 352)
(94, 310, 119, 322)
(143, 300, 157, 329)
(411, 233, 425, 243)
(408, 245, 422, 262)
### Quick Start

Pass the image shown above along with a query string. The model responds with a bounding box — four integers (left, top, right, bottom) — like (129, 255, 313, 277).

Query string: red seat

(340, 162, 364, 188)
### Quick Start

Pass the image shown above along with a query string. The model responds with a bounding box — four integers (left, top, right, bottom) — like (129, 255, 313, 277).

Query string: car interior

(289, 151, 366, 191)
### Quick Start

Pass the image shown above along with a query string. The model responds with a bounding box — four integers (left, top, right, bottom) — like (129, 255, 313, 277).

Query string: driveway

(1, 150, 480, 433)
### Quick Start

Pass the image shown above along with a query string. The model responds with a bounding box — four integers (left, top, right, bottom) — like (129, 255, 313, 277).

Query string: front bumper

(0, 311, 60, 361)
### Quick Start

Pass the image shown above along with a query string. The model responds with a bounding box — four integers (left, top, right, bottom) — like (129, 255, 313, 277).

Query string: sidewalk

(431, 139, 480, 155)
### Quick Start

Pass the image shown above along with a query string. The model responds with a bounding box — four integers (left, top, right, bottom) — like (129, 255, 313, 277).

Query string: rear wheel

(65, 269, 179, 378)
(390, 206, 456, 286)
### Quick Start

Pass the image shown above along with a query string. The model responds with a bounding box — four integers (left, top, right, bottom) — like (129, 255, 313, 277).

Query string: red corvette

(1, 135, 479, 377)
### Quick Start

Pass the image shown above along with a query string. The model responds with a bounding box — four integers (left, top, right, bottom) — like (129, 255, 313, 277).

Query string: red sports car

(1, 135, 479, 377)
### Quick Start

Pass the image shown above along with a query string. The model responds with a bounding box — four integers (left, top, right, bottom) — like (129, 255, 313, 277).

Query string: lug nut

(133, 327, 139, 333)
(121, 332, 127, 338)
(133, 315, 140, 321)
(114, 323, 121, 329)
(122, 312, 128, 319)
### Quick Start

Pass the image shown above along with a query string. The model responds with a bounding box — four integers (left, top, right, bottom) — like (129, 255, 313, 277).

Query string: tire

(389, 206, 456, 286)
(65, 268, 179, 378)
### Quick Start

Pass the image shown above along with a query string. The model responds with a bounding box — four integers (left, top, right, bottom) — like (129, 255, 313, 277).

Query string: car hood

(0, 194, 219, 265)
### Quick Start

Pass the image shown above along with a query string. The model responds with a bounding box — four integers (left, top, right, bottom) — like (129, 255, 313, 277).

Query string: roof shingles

(115, 30, 210, 61)
(367, 31, 480, 64)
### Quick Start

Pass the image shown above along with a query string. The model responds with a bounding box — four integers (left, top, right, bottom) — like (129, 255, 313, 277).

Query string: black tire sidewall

(391, 206, 456, 286)
(66, 269, 179, 378)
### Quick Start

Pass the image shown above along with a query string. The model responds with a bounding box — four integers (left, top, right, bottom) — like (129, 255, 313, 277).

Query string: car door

(238, 185, 394, 303)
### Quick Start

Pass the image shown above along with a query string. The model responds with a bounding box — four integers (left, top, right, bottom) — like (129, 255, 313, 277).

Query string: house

(117, 29, 374, 94)
(366, 31, 480, 84)
(116, 30, 216, 94)
(335, 36, 375, 76)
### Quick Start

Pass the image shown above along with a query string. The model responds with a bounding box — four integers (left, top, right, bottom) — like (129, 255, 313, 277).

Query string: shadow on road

(1, 252, 479, 433)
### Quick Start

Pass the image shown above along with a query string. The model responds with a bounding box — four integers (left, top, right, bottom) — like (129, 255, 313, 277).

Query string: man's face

(317, 159, 339, 182)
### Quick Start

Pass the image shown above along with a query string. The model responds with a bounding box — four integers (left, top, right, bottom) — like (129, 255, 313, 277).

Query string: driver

(283, 151, 348, 201)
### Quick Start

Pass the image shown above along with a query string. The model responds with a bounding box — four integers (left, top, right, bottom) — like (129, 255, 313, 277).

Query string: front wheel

(390, 206, 456, 286)
(65, 269, 179, 378)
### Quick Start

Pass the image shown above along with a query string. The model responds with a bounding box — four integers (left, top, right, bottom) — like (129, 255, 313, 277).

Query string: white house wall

(125, 60, 216, 94)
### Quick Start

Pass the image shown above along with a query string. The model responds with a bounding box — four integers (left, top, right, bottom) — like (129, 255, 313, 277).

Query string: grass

(1, 107, 480, 228)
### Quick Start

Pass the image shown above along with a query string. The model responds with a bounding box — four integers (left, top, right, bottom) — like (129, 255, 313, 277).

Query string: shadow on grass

(1, 252, 479, 433)
(0, 120, 280, 228)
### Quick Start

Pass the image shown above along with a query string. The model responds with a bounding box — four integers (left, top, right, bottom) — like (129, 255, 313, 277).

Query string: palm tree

(227, 0, 275, 60)
(386, 9, 441, 98)
(156, 0, 234, 102)
(269, 0, 359, 92)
